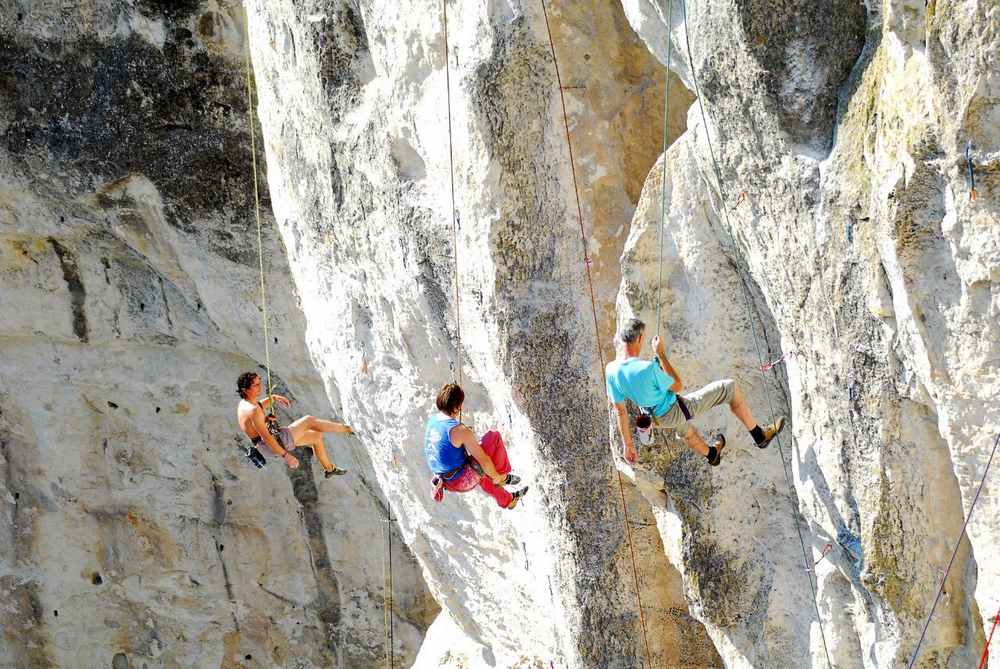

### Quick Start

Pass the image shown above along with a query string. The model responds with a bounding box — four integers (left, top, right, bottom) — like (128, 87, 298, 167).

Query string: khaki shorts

(653, 379, 735, 430)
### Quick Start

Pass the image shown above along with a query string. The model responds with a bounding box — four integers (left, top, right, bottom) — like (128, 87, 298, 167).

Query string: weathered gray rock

(0, 2, 432, 667)
(246, 0, 715, 666)
(620, 0, 1000, 666)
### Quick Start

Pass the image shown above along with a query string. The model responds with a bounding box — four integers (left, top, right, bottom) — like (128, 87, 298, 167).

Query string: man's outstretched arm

(614, 402, 637, 463)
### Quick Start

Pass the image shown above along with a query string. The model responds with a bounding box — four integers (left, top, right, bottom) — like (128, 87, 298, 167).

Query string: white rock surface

(246, 0, 715, 666)
(619, 0, 1000, 666)
(0, 2, 432, 667)
(4, 0, 997, 666)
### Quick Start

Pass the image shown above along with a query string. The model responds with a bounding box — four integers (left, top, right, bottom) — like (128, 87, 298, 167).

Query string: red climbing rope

(909, 431, 1000, 668)
(539, 3, 652, 667)
(979, 605, 1000, 669)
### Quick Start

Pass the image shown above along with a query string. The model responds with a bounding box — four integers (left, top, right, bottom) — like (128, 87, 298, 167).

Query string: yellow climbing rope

(242, 11, 274, 407)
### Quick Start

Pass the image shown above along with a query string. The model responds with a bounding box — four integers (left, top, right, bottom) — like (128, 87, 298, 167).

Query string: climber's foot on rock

(706, 434, 726, 467)
(506, 486, 529, 509)
(324, 466, 348, 479)
(503, 473, 521, 487)
(755, 416, 786, 449)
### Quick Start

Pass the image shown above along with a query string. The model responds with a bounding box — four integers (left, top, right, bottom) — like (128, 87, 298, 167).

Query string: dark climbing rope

(540, 2, 653, 666)
(676, 1, 834, 665)
(380, 514, 396, 669)
(441, 0, 464, 388)
(907, 432, 1000, 669)
(966, 140, 977, 203)
(655, 0, 674, 336)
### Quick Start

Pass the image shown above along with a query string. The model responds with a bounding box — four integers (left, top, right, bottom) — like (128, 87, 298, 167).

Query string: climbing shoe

(755, 416, 786, 449)
(706, 434, 726, 466)
(503, 473, 521, 487)
(324, 466, 348, 478)
(506, 486, 529, 509)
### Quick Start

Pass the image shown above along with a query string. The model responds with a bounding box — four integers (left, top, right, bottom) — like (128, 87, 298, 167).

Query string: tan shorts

(655, 379, 735, 430)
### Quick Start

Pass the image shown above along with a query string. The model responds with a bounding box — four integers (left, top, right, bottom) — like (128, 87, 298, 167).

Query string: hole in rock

(13, 492, 19, 501)
(92, 573, 103, 585)
(155, 407, 161, 413)
(244, 655, 252, 661)
(139, 303, 145, 311)
(218, 544, 224, 551)
(53, 610, 58, 617)
(107, 401, 118, 409)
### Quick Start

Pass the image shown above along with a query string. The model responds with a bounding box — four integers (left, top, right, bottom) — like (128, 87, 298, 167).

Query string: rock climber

(606, 318, 785, 466)
(424, 383, 529, 509)
(236, 371, 352, 477)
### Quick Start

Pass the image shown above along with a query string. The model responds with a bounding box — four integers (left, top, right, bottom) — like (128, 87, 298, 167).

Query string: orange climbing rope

(539, 2, 653, 666)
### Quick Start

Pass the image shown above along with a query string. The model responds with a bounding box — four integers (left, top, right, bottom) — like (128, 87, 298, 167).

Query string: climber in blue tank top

(424, 413, 466, 474)
(423, 383, 529, 509)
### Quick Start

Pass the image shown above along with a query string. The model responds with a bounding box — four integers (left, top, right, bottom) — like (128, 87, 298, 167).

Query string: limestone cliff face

(4, 0, 997, 667)
(247, 0, 998, 667)
(619, 0, 1000, 667)
(246, 0, 716, 666)
(0, 2, 432, 667)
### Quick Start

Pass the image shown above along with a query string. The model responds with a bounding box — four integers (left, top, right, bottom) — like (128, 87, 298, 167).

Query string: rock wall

(3, 0, 997, 667)
(619, 0, 1000, 667)
(246, 0, 717, 666)
(0, 2, 432, 667)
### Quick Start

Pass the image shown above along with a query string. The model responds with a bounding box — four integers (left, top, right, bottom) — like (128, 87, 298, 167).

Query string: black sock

(706, 446, 718, 462)
(750, 425, 765, 444)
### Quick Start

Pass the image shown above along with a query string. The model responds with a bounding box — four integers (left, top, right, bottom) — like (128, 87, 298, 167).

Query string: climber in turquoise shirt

(606, 318, 785, 466)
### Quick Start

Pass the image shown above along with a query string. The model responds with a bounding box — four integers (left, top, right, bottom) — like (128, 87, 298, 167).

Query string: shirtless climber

(424, 383, 529, 509)
(605, 318, 785, 466)
(236, 372, 352, 477)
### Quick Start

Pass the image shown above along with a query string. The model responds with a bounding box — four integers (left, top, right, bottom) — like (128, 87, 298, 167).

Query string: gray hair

(619, 318, 645, 344)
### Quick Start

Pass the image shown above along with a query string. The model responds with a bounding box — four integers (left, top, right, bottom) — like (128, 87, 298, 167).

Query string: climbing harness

(540, 2, 653, 665)
(675, 1, 835, 664)
(979, 605, 1000, 669)
(430, 457, 484, 502)
(966, 140, 977, 203)
(906, 432, 1000, 668)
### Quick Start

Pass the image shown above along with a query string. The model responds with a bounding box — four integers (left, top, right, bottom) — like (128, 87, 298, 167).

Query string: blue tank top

(424, 414, 466, 474)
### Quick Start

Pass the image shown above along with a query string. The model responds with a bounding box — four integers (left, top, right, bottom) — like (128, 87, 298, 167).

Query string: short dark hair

(436, 383, 465, 414)
(619, 318, 645, 344)
(237, 372, 259, 398)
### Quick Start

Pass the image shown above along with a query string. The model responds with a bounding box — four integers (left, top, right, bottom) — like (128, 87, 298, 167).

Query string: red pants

(443, 430, 512, 508)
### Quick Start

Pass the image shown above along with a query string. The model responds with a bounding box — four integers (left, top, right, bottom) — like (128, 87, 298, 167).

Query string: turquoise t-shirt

(605, 358, 677, 416)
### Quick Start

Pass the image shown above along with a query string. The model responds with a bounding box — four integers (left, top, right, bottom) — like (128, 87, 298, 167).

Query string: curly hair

(237, 372, 259, 399)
